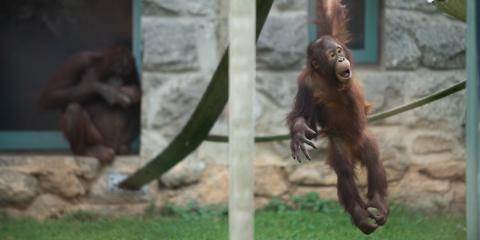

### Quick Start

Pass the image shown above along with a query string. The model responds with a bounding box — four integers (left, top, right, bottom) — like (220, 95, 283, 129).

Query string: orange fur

(315, 0, 350, 43)
(287, 0, 388, 234)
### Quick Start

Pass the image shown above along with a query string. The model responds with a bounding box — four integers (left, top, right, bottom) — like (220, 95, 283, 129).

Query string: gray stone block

(384, 10, 466, 70)
(256, 71, 299, 108)
(275, 0, 308, 12)
(384, 27, 421, 70)
(141, 73, 208, 136)
(143, 0, 216, 16)
(402, 70, 466, 134)
(257, 14, 308, 69)
(360, 72, 407, 112)
(415, 21, 466, 69)
(385, 0, 438, 12)
(142, 18, 198, 71)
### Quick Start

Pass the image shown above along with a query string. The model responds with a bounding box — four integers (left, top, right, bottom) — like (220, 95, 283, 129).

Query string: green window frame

(0, 0, 143, 152)
(308, 0, 380, 64)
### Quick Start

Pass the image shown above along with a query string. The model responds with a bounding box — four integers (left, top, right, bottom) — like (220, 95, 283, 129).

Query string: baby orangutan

(287, 0, 388, 235)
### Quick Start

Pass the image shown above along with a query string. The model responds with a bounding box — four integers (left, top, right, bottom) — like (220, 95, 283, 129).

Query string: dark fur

(39, 45, 140, 164)
(287, 0, 388, 234)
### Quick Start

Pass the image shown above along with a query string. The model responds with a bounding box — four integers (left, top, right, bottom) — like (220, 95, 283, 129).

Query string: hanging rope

(205, 80, 466, 143)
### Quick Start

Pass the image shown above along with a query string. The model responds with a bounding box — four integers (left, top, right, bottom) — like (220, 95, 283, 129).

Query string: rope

(205, 80, 466, 143)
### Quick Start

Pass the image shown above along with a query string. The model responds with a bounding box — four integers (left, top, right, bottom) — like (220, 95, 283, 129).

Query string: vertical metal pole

(466, 0, 479, 239)
(229, 0, 256, 240)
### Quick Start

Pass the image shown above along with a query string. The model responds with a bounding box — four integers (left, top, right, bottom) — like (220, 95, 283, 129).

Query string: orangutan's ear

(311, 59, 320, 70)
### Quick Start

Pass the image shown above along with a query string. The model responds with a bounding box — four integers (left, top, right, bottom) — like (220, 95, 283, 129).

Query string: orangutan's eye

(337, 48, 342, 54)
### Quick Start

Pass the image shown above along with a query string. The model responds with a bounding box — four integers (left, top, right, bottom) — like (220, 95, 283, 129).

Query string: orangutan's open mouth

(339, 69, 350, 78)
(336, 68, 351, 83)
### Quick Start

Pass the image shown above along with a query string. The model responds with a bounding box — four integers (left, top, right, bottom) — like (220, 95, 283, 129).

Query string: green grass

(0, 208, 465, 240)
(0, 194, 466, 240)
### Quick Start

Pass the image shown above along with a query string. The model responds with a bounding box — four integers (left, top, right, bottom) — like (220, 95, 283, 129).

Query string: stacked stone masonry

(0, 0, 466, 218)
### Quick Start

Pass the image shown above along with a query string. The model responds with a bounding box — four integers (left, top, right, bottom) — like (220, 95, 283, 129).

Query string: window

(0, 0, 142, 151)
(308, 0, 380, 64)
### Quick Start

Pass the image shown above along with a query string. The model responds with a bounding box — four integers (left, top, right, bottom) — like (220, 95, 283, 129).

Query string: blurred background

(0, 0, 467, 223)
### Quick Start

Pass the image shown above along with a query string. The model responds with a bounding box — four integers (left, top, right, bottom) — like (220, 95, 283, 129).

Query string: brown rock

(169, 163, 282, 205)
(160, 157, 206, 188)
(449, 202, 465, 213)
(254, 153, 288, 167)
(167, 184, 202, 205)
(389, 169, 453, 213)
(70, 203, 149, 217)
(26, 194, 70, 220)
(1, 207, 27, 218)
(16, 156, 82, 176)
(0, 155, 33, 167)
(153, 187, 177, 207)
(288, 161, 337, 186)
(450, 182, 466, 205)
(0, 170, 38, 206)
(392, 169, 451, 193)
(4, 156, 87, 198)
(448, 182, 466, 213)
(75, 157, 101, 180)
(197, 141, 229, 165)
(354, 168, 368, 187)
(384, 160, 409, 182)
(38, 173, 86, 198)
(196, 165, 229, 204)
(419, 160, 465, 181)
(372, 127, 410, 182)
(350, 163, 407, 187)
(255, 197, 271, 209)
(255, 166, 289, 197)
(412, 134, 454, 155)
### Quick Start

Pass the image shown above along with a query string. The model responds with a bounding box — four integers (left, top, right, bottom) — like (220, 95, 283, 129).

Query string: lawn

(0, 196, 466, 240)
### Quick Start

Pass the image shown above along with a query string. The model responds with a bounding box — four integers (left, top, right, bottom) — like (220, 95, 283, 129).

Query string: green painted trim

(307, 0, 379, 64)
(0, 132, 69, 151)
(131, 0, 143, 153)
(465, 0, 479, 238)
(133, 0, 143, 74)
(307, 0, 317, 43)
(352, 0, 379, 64)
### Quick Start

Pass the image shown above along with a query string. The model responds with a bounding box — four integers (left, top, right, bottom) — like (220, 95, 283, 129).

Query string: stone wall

(0, 0, 467, 218)
(143, 0, 467, 213)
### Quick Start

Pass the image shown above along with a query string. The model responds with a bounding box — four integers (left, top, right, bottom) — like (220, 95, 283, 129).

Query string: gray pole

(466, 0, 479, 239)
(228, 0, 256, 240)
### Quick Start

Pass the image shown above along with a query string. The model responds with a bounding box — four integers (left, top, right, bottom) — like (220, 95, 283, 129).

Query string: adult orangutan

(287, 0, 388, 234)
(39, 44, 140, 164)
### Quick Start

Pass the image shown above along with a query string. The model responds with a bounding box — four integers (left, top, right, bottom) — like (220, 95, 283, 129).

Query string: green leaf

(434, 0, 466, 22)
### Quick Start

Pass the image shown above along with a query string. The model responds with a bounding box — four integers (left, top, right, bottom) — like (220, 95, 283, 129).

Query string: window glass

(0, 0, 132, 131)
